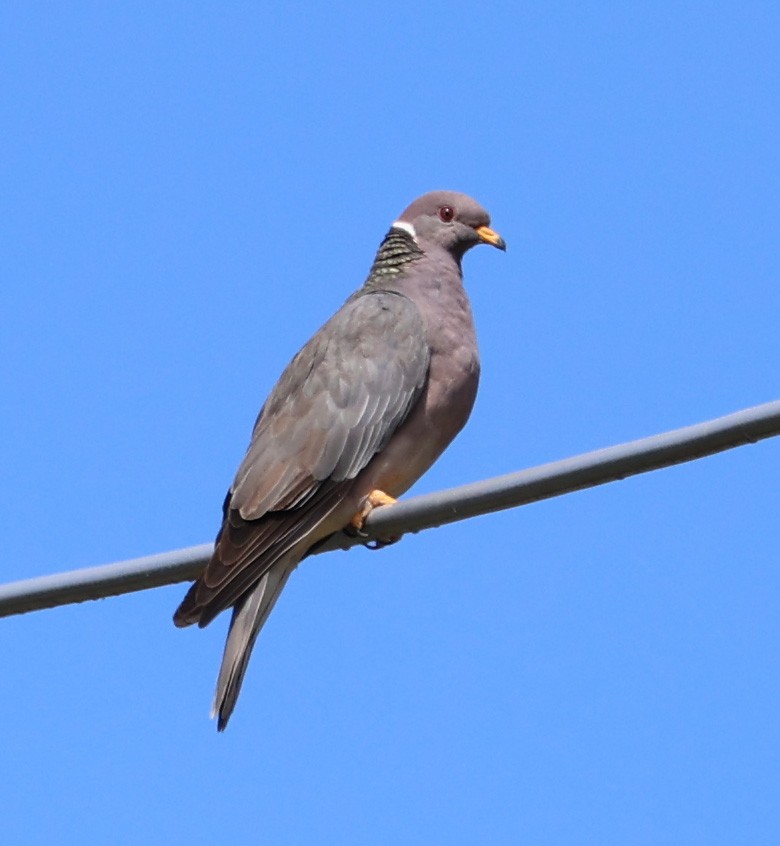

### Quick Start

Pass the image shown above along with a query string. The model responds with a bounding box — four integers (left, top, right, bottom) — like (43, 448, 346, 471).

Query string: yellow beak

(475, 225, 507, 251)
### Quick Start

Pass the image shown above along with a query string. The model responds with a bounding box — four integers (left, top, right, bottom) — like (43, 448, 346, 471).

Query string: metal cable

(1, 399, 778, 619)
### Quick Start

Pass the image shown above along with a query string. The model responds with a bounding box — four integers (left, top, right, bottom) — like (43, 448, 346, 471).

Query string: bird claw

(343, 523, 369, 539)
(346, 489, 401, 550)
(364, 535, 401, 551)
(343, 520, 401, 549)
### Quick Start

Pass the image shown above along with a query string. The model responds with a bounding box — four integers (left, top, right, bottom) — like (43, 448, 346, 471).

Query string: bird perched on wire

(174, 190, 506, 730)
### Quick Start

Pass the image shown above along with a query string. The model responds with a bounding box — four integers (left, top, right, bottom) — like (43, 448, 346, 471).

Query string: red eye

(438, 205, 455, 222)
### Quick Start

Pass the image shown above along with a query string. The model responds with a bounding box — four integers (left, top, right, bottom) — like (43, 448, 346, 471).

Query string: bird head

(394, 190, 506, 260)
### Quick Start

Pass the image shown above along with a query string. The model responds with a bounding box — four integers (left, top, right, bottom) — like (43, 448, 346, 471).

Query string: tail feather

(211, 563, 292, 731)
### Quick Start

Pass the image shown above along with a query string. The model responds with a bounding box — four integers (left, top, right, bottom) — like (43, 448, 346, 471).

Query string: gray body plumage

(174, 191, 504, 729)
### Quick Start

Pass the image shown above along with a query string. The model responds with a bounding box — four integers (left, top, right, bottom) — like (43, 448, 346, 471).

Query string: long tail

(211, 562, 292, 731)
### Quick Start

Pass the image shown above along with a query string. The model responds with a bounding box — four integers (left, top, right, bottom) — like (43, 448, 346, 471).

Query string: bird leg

(347, 489, 401, 549)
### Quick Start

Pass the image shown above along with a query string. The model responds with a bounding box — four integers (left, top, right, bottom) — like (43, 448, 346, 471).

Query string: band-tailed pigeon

(174, 190, 505, 729)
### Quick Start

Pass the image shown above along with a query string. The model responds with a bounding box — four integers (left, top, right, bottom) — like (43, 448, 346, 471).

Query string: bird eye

(438, 206, 455, 223)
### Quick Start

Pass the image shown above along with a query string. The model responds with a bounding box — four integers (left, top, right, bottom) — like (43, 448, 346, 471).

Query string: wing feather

(173, 290, 430, 627)
(230, 290, 429, 516)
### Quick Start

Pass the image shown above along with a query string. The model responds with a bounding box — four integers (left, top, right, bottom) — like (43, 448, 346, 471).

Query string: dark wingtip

(172, 604, 197, 628)
(172, 579, 205, 627)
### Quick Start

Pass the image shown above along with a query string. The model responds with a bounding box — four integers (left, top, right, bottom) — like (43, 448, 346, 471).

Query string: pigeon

(174, 190, 505, 729)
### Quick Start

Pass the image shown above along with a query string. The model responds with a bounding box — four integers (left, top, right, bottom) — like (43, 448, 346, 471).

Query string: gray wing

(173, 290, 430, 627)
(231, 289, 429, 517)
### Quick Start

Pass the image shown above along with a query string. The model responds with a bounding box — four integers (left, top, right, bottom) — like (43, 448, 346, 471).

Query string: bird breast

(360, 269, 480, 498)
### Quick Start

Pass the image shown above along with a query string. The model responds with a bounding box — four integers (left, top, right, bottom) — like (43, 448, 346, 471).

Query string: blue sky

(2, 3, 779, 843)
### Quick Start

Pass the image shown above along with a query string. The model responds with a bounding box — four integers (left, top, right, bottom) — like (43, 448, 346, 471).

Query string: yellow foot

(348, 489, 401, 548)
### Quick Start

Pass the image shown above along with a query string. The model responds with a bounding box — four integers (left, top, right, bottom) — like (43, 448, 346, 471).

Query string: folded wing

(173, 290, 430, 627)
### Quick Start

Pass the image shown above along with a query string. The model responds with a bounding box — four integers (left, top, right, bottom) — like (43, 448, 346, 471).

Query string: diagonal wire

(1, 399, 779, 619)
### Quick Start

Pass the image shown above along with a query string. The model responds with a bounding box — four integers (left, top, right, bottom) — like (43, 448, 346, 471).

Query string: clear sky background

(2, 3, 779, 844)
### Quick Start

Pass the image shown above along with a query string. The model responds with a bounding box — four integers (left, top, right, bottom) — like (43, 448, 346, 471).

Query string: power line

(1, 399, 779, 619)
